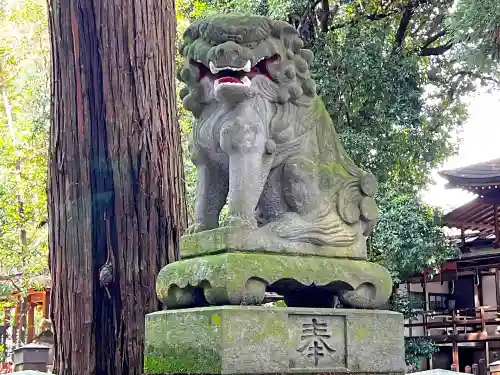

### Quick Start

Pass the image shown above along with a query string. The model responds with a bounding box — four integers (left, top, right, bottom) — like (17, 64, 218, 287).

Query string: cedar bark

(47, 1, 185, 375)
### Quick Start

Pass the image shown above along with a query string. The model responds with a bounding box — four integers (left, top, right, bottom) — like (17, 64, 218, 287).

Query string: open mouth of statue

(191, 55, 278, 90)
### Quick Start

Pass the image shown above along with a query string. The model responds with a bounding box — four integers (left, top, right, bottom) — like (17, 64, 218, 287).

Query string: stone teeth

(209, 60, 253, 74)
(209, 61, 219, 74)
(241, 76, 251, 86)
(243, 60, 251, 72)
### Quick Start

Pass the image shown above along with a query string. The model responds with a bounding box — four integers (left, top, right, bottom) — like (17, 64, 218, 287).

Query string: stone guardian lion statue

(178, 13, 379, 257)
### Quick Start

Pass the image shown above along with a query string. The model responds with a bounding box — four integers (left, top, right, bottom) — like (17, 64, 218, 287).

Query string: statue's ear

(183, 20, 201, 42)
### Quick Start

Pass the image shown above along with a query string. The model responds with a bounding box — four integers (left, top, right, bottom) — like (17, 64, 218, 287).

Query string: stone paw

(163, 285, 206, 309)
(338, 282, 377, 309)
(222, 215, 257, 229)
(202, 278, 266, 306)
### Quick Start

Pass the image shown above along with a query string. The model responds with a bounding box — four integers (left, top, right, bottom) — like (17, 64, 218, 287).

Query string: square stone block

(13, 343, 50, 372)
(144, 306, 405, 374)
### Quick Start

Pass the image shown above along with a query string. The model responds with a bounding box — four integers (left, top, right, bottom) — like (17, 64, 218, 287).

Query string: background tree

(449, 0, 500, 69)
(47, 1, 185, 375)
(371, 189, 455, 283)
(0, 0, 49, 291)
(1, 0, 497, 371)
(0, 0, 50, 347)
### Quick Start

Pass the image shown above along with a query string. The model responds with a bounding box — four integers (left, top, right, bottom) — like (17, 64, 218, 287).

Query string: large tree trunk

(47, 1, 185, 375)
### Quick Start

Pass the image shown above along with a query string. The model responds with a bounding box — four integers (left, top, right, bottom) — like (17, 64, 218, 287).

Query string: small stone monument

(13, 342, 50, 371)
(144, 13, 405, 375)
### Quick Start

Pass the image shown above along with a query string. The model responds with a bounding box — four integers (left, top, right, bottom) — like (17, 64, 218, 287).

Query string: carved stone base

(180, 226, 368, 260)
(156, 252, 392, 309)
(144, 306, 405, 374)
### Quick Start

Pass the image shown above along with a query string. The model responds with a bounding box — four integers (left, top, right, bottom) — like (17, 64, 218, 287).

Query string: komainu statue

(157, 13, 393, 309)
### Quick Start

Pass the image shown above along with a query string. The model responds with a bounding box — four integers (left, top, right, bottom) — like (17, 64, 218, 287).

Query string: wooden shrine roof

(439, 158, 500, 189)
(439, 158, 500, 241)
(444, 197, 499, 239)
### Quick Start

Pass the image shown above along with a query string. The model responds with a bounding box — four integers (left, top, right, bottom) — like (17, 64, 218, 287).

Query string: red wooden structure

(1, 286, 50, 370)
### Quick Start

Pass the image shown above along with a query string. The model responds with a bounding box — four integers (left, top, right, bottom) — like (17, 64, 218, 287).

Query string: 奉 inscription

(297, 317, 336, 366)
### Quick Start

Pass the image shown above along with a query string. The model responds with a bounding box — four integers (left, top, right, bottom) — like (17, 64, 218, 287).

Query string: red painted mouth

(217, 77, 242, 84)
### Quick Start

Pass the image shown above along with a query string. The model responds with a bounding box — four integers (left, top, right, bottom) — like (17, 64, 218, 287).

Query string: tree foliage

(405, 337, 439, 371)
(0, 0, 49, 298)
(372, 189, 457, 283)
(450, 0, 500, 68)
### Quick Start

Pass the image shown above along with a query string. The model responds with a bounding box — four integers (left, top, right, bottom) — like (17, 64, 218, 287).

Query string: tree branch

(426, 14, 446, 38)
(330, 9, 400, 30)
(319, 0, 330, 33)
(330, 0, 431, 32)
(9, 277, 22, 293)
(454, 70, 500, 85)
(420, 42, 453, 56)
(297, 0, 322, 42)
(394, 5, 413, 49)
(300, 0, 322, 29)
(412, 12, 446, 38)
(331, 3, 340, 19)
(0, 274, 23, 293)
(422, 29, 447, 49)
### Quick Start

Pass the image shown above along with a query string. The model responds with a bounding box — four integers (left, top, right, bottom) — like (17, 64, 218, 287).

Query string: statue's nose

(214, 41, 243, 62)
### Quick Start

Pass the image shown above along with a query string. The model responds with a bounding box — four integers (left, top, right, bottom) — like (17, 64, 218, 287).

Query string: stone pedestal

(144, 306, 405, 375)
(157, 251, 393, 310)
(13, 343, 50, 372)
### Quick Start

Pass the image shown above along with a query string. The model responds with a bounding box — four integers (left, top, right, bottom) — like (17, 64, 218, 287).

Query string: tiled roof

(444, 197, 498, 239)
(439, 158, 500, 187)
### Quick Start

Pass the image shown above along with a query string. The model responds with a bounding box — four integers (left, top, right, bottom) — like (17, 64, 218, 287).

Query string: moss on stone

(354, 322, 369, 341)
(144, 309, 223, 374)
(157, 252, 393, 308)
(179, 225, 367, 260)
(181, 228, 230, 258)
(144, 307, 405, 374)
(144, 346, 221, 374)
(211, 313, 221, 326)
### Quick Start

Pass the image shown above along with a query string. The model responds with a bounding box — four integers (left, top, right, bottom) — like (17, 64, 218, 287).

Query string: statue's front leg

(220, 120, 271, 228)
(187, 160, 229, 234)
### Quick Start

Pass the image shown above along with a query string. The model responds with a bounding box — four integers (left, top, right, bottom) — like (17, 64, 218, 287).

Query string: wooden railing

(405, 305, 500, 340)
(451, 359, 488, 375)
